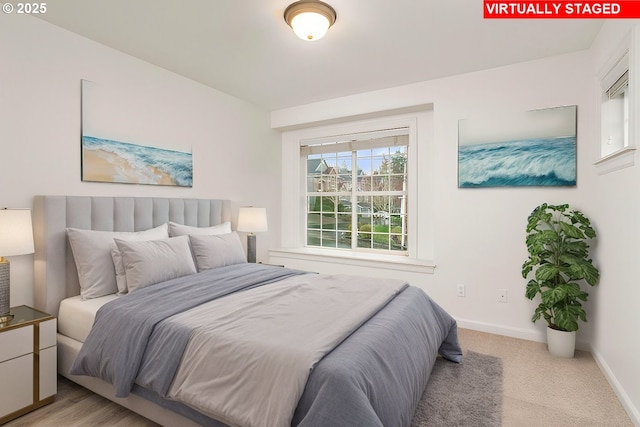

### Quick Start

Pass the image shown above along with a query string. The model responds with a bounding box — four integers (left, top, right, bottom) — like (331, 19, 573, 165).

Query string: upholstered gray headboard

(32, 196, 231, 317)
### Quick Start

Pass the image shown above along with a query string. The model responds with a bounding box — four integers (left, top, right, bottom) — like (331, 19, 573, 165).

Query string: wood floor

(4, 328, 634, 426)
(3, 377, 158, 427)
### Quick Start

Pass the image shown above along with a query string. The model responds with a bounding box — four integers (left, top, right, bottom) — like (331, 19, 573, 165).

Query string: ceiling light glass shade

(284, 1, 336, 41)
(291, 12, 329, 41)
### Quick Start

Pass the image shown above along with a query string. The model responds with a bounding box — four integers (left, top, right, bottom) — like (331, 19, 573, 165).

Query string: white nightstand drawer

(39, 318, 56, 349)
(39, 346, 57, 400)
(0, 325, 33, 362)
(0, 353, 34, 418)
(0, 306, 56, 424)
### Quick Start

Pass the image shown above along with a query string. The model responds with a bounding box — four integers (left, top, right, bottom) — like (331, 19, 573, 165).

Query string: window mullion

(351, 150, 358, 250)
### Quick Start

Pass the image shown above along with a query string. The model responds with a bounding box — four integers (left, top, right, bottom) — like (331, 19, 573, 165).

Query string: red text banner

(484, 1, 640, 18)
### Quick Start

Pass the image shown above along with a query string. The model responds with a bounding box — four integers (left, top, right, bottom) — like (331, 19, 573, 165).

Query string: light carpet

(411, 351, 503, 427)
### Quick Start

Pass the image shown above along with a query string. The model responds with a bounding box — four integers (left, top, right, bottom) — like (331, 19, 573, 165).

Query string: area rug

(411, 351, 503, 427)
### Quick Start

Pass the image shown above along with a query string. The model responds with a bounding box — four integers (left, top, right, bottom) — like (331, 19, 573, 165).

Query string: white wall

(271, 50, 595, 343)
(271, 33, 639, 423)
(0, 14, 281, 307)
(588, 21, 640, 424)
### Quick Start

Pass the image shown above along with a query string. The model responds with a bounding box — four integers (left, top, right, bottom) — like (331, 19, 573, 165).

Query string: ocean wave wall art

(458, 137, 576, 187)
(458, 106, 577, 188)
(82, 136, 193, 187)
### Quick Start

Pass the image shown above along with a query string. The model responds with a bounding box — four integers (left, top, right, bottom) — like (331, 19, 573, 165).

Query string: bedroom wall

(271, 31, 640, 423)
(0, 14, 281, 307)
(271, 50, 595, 344)
(587, 20, 640, 424)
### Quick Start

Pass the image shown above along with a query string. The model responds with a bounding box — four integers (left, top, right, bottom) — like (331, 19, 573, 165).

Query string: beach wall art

(458, 105, 577, 188)
(81, 80, 193, 187)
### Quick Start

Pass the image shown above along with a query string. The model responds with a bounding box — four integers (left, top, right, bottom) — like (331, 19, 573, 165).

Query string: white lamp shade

(291, 12, 330, 41)
(237, 207, 268, 233)
(0, 209, 35, 256)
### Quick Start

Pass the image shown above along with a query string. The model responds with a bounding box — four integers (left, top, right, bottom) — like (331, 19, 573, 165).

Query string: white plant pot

(547, 327, 576, 358)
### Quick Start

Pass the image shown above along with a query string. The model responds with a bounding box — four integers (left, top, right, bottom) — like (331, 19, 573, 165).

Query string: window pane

(357, 224, 372, 249)
(307, 157, 326, 191)
(371, 156, 385, 174)
(336, 213, 351, 231)
(307, 213, 321, 230)
(308, 196, 319, 211)
(358, 175, 373, 191)
(338, 174, 351, 191)
(320, 196, 337, 213)
(321, 230, 337, 248)
(371, 232, 390, 250)
(320, 213, 337, 230)
(372, 147, 389, 156)
(371, 195, 389, 216)
(337, 231, 351, 249)
(337, 155, 351, 173)
(390, 174, 405, 191)
(307, 229, 320, 246)
(356, 197, 373, 220)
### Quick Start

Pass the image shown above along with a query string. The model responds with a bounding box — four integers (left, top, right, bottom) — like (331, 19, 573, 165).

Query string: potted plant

(521, 203, 600, 357)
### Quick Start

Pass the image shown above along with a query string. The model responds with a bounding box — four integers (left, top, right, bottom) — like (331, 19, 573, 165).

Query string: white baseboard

(455, 318, 546, 343)
(455, 318, 591, 351)
(589, 346, 640, 427)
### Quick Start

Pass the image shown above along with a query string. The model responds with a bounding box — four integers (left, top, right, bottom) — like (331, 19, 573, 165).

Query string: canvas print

(81, 80, 193, 187)
(458, 105, 577, 188)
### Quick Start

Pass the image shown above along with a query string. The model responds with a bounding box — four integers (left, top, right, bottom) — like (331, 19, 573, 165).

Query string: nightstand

(0, 305, 56, 424)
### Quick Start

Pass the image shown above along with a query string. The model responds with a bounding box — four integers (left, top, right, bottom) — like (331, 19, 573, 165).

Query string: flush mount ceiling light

(284, 0, 337, 41)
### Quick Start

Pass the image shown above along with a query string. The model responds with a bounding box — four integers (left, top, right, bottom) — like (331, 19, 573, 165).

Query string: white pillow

(109, 225, 171, 295)
(114, 235, 197, 293)
(188, 232, 247, 272)
(67, 224, 169, 300)
(169, 221, 231, 237)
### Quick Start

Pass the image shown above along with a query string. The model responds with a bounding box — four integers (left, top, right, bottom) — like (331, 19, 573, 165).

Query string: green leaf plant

(522, 203, 600, 332)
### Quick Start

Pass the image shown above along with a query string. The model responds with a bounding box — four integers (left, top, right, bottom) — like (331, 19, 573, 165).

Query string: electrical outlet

(457, 284, 465, 297)
(497, 289, 508, 303)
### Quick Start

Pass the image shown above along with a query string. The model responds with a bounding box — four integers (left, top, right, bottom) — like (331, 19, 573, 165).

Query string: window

(302, 129, 408, 254)
(601, 53, 630, 158)
(595, 29, 638, 175)
(275, 111, 434, 272)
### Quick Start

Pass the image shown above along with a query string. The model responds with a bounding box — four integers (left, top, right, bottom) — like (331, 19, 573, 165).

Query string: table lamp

(237, 207, 268, 263)
(0, 208, 35, 323)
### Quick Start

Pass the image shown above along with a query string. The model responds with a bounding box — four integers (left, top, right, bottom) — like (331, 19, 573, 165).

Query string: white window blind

(301, 128, 409, 155)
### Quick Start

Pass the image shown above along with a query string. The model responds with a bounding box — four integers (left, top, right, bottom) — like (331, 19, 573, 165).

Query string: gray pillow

(189, 232, 247, 272)
(169, 221, 231, 237)
(114, 235, 197, 293)
(66, 224, 169, 299)
(109, 225, 171, 294)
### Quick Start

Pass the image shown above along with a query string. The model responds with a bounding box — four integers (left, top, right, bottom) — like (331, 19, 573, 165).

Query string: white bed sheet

(58, 294, 120, 342)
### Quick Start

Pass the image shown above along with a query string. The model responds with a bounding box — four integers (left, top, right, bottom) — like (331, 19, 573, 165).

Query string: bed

(33, 195, 462, 427)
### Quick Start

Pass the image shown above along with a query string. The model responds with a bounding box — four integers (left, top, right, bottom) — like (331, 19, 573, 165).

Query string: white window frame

(275, 112, 435, 273)
(595, 26, 639, 175)
(302, 128, 410, 255)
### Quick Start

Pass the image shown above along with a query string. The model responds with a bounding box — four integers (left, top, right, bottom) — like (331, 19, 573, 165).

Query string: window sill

(269, 247, 436, 274)
(594, 146, 636, 175)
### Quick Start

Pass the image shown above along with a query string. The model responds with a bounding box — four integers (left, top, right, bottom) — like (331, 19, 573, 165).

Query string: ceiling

(37, 0, 604, 111)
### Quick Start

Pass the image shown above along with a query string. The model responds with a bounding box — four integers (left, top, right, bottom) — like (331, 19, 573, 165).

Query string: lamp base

(246, 233, 257, 263)
(0, 260, 10, 317)
(0, 313, 14, 327)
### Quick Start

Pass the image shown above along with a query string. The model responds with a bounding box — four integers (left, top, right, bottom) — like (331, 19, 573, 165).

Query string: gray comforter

(71, 263, 462, 426)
